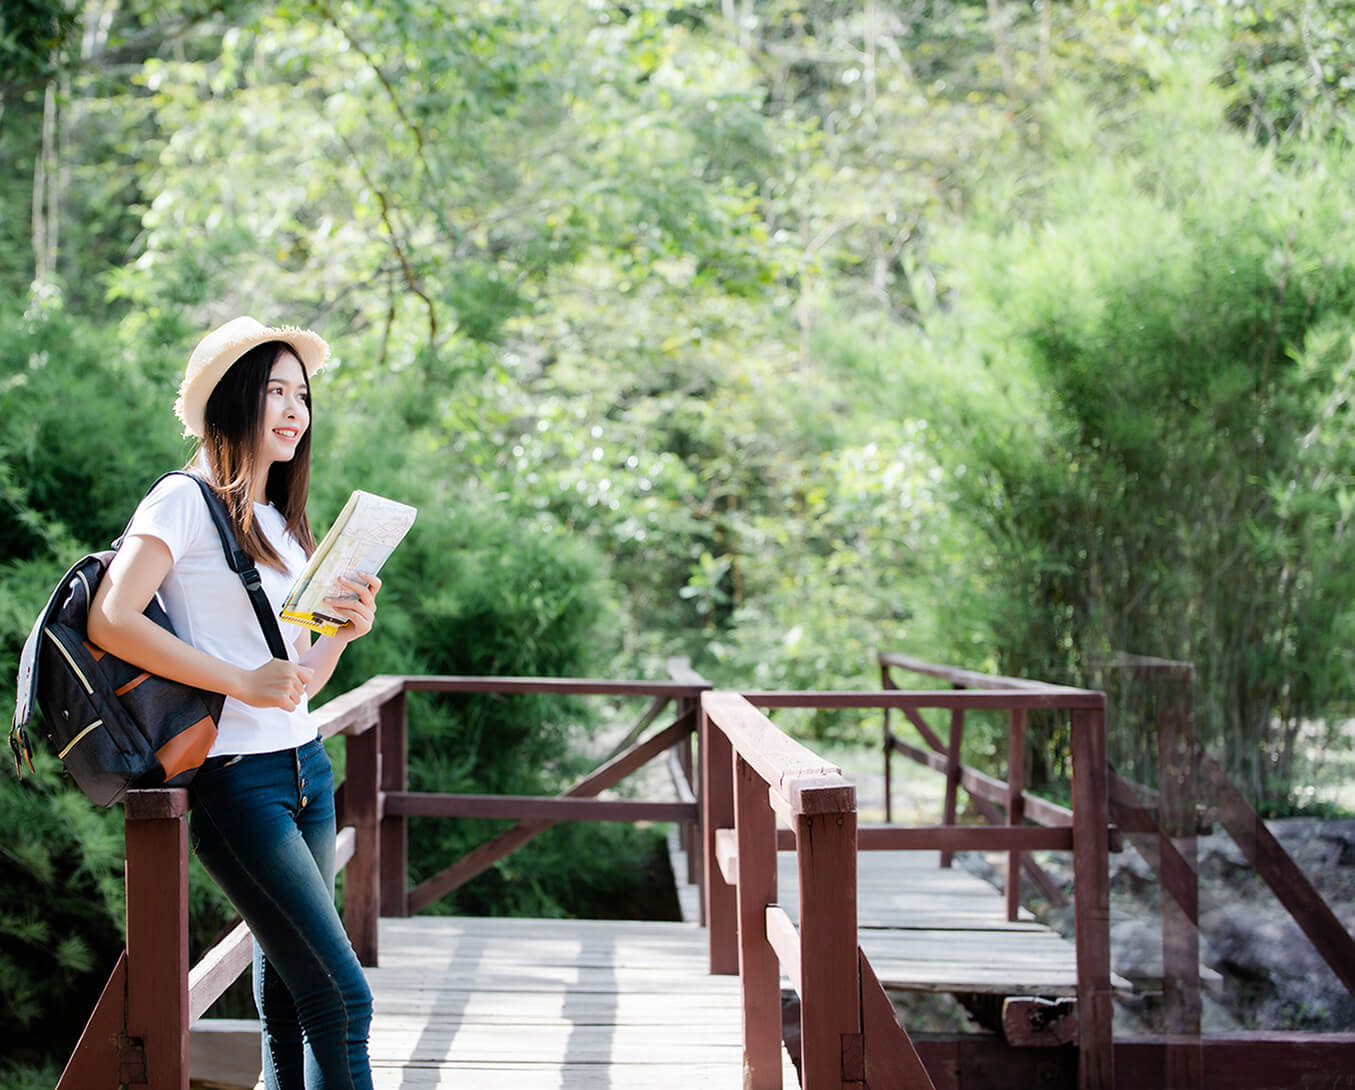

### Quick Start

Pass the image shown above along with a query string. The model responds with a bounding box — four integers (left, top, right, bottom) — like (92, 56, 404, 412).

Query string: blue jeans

(190, 737, 373, 1090)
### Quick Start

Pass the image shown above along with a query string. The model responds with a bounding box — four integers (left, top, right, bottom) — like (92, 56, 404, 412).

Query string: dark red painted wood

(1201, 751, 1355, 1001)
(404, 675, 706, 698)
(345, 723, 381, 967)
(859, 950, 936, 1089)
(379, 689, 409, 917)
(1114, 1035, 1355, 1090)
(854, 825, 1073, 852)
(384, 792, 696, 822)
(1158, 681, 1202, 1090)
(1006, 708, 1027, 922)
(1070, 707, 1114, 1090)
(940, 698, 965, 868)
(797, 809, 861, 1090)
(702, 700, 738, 975)
(747, 689, 1105, 710)
(124, 801, 190, 1090)
(56, 952, 127, 1090)
(735, 753, 782, 1089)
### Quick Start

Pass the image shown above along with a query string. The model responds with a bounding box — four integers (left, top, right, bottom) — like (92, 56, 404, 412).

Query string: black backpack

(10, 472, 289, 806)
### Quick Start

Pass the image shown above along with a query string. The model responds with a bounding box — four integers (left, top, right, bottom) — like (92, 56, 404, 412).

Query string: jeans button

(301, 795, 308, 807)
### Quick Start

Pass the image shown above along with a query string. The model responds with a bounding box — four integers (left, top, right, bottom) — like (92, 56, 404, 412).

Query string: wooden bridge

(54, 659, 1355, 1090)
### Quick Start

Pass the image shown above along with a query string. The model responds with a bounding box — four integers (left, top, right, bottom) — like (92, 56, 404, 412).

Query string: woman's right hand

(235, 659, 316, 711)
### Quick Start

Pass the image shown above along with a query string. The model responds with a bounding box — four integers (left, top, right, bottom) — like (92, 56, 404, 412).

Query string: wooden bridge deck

(358, 915, 800, 1088)
(672, 834, 1131, 998)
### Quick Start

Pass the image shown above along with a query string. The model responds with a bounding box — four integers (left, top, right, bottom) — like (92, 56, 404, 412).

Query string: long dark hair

(195, 340, 317, 570)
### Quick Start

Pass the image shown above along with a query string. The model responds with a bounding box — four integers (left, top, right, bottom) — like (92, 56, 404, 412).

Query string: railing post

(734, 754, 781, 1089)
(798, 802, 861, 1090)
(1005, 708, 1027, 921)
(1071, 705, 1114, 1090)
(124, 788, 192, 1090)
(379, 688, 408, 917)
(939, 688, 965, 868)
(881, 661, 895, 824)
(345, 720, 382, 966)
(1159, 675, 1201, 1088)
(674, 693, 698, 883)
(700, 694, 737, 973)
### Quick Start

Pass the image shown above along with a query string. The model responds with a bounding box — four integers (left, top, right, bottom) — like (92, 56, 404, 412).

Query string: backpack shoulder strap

(119, 471, 291, 661)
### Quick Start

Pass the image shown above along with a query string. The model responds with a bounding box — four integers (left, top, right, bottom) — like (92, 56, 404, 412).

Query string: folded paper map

(281, 490, 418, 637)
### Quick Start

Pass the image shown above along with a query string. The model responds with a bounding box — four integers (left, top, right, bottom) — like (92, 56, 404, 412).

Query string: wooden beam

(1070, 708, 1114, 1090)
(855, 825, 1074, 852)
(1201, 751, 1355, 1001)
(124, 799, 190, 1090)
(402, 676, 708, 698)
(701, 692, 853, 816)
(735, 754, 782, 1089)
(878, 652, 1088, 694)
(745, 689, 1105, 711)
(57, 952, 127, 1090)
(385, 792, 697, 823)
(766, 906, 801, 996)
(859, 950, 936, 1089)
(406, 712, 694, 913)
(715, 827, 739, 886)
(188, 921, 251, 1024)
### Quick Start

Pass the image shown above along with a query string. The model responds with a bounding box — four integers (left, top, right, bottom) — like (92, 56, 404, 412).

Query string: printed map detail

(281, 491, 417, 636)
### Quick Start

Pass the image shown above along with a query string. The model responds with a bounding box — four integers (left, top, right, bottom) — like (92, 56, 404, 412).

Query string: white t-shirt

(124, 474, 315, 756)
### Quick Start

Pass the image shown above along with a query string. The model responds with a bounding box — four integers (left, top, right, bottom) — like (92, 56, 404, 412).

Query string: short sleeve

(123, 474, 211, 564)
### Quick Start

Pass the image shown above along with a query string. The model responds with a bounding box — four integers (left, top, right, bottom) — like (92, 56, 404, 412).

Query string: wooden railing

(723, 680, 1115, 1090)
(700, 690, 937, 1090)
(56, 672, 708, 1090)
(57, 667, 1118, 1090)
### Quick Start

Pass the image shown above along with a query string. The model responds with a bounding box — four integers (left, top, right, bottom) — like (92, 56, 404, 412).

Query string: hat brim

(175, 326, 330, 439)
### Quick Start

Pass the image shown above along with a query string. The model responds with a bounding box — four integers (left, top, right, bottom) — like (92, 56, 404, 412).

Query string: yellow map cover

(281, 490, 418, 637)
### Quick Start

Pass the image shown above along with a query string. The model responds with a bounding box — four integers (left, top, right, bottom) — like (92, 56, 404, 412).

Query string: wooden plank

(379, 690, 409, 917)
(56, 952, 127, 1090)
(701, 705, 738, 975)
(940, 704, 964, 867)
(702, 691, 854, 816)
(402, 676, 707, 698)
(734, 753, 783, 1089)
(745, 689, 1105, 711)
(1200, 751, 1355, 1001)
(124, 805, 190, 1090)
(188, 920, 252, 1023)
(1006, 709, 1027, 923)
(878, 652, 1089, 694)
(345, 722, 382, 966)
(855, 825, 1073, 852)
(385, 793, 696, 823)
(1071, 707, 1114, 1090)
(797, 808, 863, 1090)
(359, 917, 798, 1090)
(858, 950, 936, 1089)
(766, 906, 801, 995)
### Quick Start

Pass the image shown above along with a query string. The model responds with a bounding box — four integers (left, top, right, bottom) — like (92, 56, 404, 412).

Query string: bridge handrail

(707, 683, 1114, 1090)
(58, 672, 708, 1090)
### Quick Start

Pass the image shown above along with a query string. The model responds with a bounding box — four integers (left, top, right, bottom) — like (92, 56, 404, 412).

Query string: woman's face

(256, 349, 311, 468)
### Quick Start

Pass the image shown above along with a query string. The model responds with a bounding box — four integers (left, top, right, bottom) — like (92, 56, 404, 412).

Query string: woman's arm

(297, 573, 381, 697)
(89, 534, 313, 711)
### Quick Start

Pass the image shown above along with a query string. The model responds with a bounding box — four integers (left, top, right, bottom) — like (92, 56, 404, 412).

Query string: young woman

(88, 316, 378, 1090)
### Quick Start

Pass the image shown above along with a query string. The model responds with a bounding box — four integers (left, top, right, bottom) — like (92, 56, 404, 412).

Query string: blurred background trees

(4, 0, 1355, 1078)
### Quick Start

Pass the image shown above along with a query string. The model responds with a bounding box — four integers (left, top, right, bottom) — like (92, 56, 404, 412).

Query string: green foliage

(913, 73, 1355, 801)
(7, 0, 1355, 1076)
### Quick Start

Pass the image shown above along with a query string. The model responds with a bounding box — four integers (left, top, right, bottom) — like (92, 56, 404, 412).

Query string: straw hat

(174, 316, 330, 438)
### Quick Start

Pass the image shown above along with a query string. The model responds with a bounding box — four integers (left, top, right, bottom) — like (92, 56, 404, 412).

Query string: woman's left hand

(324, 572, 381, 642)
